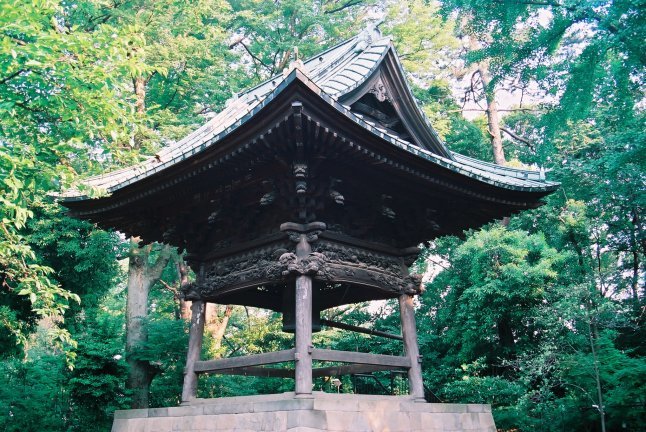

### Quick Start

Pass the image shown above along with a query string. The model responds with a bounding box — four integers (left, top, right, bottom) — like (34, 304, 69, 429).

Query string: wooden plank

(320, 319, 403, 341)
(311, 349, 411, 368)
(312, 364, 398, 378)
(194, 349, 295, 373)
(211, 366, 295, 378)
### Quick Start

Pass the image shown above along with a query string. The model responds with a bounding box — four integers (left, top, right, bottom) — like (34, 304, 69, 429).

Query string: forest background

(0, 0, 644, 431)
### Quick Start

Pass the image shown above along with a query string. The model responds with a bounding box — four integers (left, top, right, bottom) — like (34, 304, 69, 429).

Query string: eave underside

(62, 81, 554, 255)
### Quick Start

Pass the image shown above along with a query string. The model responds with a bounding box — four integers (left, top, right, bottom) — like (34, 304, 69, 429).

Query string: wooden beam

(312, 364, 399, 378)
(194, 349, 295, 373)
(210, 366, 295, 378)
(311, 349, 411, 368)
(320, 319, 403, 341)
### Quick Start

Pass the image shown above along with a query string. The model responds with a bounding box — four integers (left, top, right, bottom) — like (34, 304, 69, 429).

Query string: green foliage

(66, 311, 130, 430)
(418, 224, 645, 430)
(199, 309, 294, 398)
(0, 0, 138, 351)
(0, 344, 71, 431)
(0, 1, 642, 430)
(26, 202, 126, 317)
(227, 0, 367, 80)
(425, 227, 567, 366)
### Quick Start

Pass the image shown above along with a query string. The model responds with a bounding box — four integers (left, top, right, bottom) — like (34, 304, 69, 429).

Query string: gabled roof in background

(61, 31, 557, 201)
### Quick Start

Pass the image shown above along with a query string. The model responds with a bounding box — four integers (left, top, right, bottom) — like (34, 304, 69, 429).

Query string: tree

(0, 0, 139, 353)
(125, 239, 171, 409)
(227, 0, 368, 81)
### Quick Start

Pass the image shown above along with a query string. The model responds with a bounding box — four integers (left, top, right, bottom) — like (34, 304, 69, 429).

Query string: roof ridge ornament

(354, 14, 384, 53)
(283, 46, 307, 78)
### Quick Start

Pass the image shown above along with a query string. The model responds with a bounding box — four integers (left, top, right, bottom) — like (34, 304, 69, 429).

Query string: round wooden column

(181, 300, 206, 403)
(294, 274, 313, 396)
(293, 231, 314, 397)
(399, 293, 425, 401)
(281, 221, 325, 397)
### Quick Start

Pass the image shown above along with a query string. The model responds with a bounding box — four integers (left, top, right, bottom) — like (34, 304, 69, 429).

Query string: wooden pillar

(181, 299, 206, 403)
(280, 221, 325, 398)
(399, 293, 425, 401)
(294, 234, 313, 397)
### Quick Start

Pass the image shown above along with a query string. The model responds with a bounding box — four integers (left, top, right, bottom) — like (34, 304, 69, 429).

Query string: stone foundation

(112, 392, 496, 432)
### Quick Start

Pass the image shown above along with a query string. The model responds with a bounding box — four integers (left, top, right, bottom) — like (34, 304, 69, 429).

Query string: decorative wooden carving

(368, 76, 392, 103)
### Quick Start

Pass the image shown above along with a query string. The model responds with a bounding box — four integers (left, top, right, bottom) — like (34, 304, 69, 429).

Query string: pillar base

(112, 392, 496, 431)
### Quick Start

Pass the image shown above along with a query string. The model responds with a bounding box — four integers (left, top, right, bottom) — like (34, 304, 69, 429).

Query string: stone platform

(112, 392, 496, 432)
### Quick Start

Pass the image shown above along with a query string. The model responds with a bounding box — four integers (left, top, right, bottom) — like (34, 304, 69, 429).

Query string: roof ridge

(234, 36, 359, 101)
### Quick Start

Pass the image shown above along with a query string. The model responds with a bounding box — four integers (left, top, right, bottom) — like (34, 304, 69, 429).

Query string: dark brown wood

(399, 294, 424, 401)
(194, 349, 296, 373)
(209, 366, 295, 378)
(181, 300, 206, 403)
(311, 349, 411, 368)
(312, 364, 398, 378)
(320, 319, 403, 341)
(283, 222, 325, 397)
(62, 75, 554, 252)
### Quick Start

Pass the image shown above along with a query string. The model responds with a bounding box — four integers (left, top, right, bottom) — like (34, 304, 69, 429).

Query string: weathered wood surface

(312, 364, 398, 378)
(191, 364, 400, 379)
(181, 300, 206, 403)
(311, 348, 411, 368)
(399, 293, 425, 400)
(194, 349, 296, 373)
(320, 318, 403, 341)
(210, 366, 296, 378)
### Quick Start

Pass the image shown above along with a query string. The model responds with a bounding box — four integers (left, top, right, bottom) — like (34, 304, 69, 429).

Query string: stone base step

(112, 392, 496, 432)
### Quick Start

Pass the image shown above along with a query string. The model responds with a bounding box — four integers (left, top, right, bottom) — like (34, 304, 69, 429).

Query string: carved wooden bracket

(280, 222, 326, 250)
(279, 252, 328, 276)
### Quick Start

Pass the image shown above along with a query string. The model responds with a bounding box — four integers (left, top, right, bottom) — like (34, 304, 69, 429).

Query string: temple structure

(61, 30, 557, 431)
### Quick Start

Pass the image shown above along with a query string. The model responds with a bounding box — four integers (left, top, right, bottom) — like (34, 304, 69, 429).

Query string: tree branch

(0, 69, 25, 86)
(324, 0, 363, 15)
(500, 126, 535, 151)
(230, 40, 273, 73)
(158, 279, 178, 295)
(492, 0, 577, 12)
(147, 245, 172, 279)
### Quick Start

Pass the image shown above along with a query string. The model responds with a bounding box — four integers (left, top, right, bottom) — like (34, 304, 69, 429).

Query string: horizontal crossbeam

(311, 349, 411, 368)
(195, 364, 405, 379)
(195, 348, 410, 377)
(211, 366, 295, 378)
(320, 319, 403, 341)
(194, 349, 295, 374)
(312, 364, 399, 377)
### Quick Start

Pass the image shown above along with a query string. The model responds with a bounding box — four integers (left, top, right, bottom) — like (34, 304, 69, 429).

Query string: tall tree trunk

(468, 35, 506, 167)
(133, 76, 146, 116)
(588, 316, 607, 432)
(205, 304, 233, 353)
(132, 75, 146, 148)
(466, 36, 508, 225)
(126, 238, 171, 409)
(630, 208, 641, 303)
(478, 64, 506, 166)
(177, 256, 192, 320)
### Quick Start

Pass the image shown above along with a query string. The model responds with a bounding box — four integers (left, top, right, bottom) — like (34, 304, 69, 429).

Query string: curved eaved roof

(61, 32, 557, 201)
